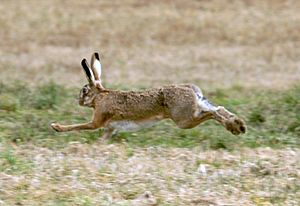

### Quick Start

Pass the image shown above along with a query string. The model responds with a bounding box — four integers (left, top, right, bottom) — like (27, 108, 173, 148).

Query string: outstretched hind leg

(195, 92, 246, 135)
(212, 106, 246, 135)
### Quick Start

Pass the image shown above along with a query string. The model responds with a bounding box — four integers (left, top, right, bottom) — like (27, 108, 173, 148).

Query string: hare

(51, 53, 246, 139)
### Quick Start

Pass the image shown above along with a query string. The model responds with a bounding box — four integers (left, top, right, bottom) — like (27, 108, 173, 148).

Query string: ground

(1, 144, 299, 205)
(0, 0, 299, 205)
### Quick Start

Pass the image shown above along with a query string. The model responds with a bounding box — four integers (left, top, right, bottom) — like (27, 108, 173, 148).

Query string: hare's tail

(188, 84, 217, 112)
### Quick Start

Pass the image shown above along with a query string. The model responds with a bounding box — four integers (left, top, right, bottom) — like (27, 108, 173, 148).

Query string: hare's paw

(51, 123, 63, 132)
(234, 118, 247, 134)
(225, 117, 246, 135)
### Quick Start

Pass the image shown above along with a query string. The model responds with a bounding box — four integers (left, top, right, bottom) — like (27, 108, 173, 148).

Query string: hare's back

(98, 89, 166, 120)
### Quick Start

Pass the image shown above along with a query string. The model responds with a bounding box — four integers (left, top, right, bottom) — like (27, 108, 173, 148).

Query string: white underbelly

(108, 120, 158, 131)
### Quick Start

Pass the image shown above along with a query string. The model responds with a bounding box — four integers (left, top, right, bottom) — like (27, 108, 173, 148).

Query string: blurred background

(1, 0, 299, 89)
(0, 1, 299, 205)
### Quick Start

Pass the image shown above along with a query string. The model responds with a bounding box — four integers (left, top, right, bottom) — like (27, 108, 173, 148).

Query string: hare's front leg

(100, 127, 117, 140)
(51, 111, 108, 132)
(51, 122, 100, 132)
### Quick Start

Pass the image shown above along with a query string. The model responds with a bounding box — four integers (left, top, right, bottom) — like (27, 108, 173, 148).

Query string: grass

(0, 147, 32, 175)
(0, 81, 299, 150)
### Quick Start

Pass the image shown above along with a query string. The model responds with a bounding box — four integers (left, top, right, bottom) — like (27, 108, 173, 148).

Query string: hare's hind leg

(211, 106, 246, 135)
(174, 112, 213, 129)
(194, 91, 246, 135)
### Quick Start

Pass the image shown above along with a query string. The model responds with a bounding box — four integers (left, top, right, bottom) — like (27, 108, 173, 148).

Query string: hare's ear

(81, 58, 95, 86)
(90, 52, 102, 81)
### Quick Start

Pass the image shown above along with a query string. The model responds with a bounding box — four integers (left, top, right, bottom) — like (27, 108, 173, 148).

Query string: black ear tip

(81, 58, 88, 67)
(94, 52, 100, 60)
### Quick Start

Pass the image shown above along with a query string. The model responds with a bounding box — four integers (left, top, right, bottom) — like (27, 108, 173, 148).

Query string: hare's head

(79, 52, 104, 107)
(79, 84, 96, 107)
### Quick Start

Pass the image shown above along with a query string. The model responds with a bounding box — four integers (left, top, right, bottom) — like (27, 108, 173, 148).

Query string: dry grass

(1, 143, 299, 205)
(0, 0, 300, 90)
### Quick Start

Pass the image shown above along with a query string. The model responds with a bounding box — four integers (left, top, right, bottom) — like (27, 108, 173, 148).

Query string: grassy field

(0, 0, 300, 205)
(0, 82, 299, 149)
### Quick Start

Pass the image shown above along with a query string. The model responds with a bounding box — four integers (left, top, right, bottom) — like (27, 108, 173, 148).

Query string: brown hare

(51, 53, 246, 139)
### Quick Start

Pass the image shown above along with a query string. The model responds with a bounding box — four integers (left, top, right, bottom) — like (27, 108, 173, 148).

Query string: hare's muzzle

(78, 95, 84, 106)
(79, 98, 84, 106)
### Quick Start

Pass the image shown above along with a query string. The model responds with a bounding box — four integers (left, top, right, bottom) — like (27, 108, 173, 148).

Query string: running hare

(51, 53, 246, 139)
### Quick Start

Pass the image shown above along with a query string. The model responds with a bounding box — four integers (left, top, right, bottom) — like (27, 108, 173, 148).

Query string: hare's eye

(83, 88, 88, 94)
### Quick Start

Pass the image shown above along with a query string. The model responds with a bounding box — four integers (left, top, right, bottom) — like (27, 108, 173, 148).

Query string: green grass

(0, 147, 32, 174)
(0, 82, 299, 150)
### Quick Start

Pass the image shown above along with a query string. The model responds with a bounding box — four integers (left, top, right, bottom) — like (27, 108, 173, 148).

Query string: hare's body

(51, 53, 246, 139)
(91, 84, 207, 129)
(94, 88, 166, 122)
